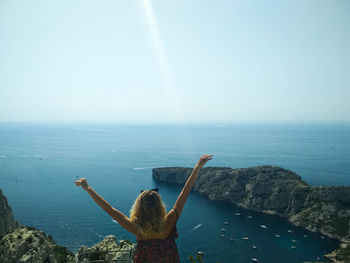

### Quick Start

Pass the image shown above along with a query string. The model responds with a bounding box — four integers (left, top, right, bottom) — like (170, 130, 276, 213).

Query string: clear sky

(1, 0, 349, 124)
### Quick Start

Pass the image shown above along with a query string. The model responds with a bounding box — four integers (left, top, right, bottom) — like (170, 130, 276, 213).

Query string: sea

(0, 123, 349, 263)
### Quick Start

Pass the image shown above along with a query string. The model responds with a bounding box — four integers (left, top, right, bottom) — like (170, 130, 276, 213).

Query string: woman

(74, 154, 213, 262)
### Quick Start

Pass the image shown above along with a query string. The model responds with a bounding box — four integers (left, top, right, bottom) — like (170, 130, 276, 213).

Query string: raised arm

(74, 178, 137, 235)
(170, 154, 213, 221)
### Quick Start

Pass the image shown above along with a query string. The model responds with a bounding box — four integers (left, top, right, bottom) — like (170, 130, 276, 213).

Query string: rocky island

(153, 165, 350, 262)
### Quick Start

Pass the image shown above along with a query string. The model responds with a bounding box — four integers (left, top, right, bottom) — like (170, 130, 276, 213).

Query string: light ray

(143, 0, 184, 124)
(143, 0, 197, 160)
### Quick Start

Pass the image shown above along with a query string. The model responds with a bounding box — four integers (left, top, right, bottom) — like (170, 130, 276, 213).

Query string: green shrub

(329, 217, 350, 237)
(336, 245, 350, 261)
(89, 249, 105, 261)
(26, 236, 33, 243)
(189, 254, 220, 263)
(54, 245, 74, 263)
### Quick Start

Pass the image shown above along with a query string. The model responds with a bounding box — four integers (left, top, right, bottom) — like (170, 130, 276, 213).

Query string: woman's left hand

(197, 154, 213, 168)
(74, 178, 90, 191)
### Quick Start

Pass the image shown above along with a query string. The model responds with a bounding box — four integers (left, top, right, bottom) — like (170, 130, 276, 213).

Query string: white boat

(287, 229, 294, 233)
(292, 239, 297, 243)
(252, 245, 259, 250)
(304, 235, 308, 238)
(291, 246, 297, 249)
(247, 216, 253, 219)
(229, 237, 235, 242)
(275, 234, 281, 238)
(260, 225, 268, 229)
(224, 222, 229, 225)
(220, 234, 225, 238)
(220, 228, 227, 232)
(242, 237, 249, 240)
(197, 251, 205, 257)
(235, 213, 241, 216)
(251, 258, 259, 262)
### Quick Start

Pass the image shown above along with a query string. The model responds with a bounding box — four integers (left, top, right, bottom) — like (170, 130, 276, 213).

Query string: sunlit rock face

(153, 166, 350, 242)
(76, 236, 135, 263)
(0, 227, 135, 263)
(0, 226, 74, 263)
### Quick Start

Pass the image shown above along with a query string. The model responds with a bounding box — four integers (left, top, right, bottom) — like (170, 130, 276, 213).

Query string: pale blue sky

(1, 0, 349, 124)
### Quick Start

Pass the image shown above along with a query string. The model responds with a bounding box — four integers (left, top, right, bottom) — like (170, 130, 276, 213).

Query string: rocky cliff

(0, 189, 18, 239)
(153, 166, 350, 242)
(0, 226, 75, 263)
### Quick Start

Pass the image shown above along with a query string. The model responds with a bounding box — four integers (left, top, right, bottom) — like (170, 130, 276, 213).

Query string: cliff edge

(0, 189, 18, 240)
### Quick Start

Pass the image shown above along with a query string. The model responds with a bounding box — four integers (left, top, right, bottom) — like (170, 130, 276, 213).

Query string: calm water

(1, 123, 349, 263)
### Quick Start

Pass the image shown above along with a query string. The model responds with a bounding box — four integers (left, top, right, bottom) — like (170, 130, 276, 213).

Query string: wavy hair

(130, 190, 167, 237)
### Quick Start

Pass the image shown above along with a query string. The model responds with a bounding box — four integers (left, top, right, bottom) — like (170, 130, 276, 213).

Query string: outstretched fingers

(201, 154, 213, 160)
(199, 155, 213, 167)
(74, 178, 85, 187)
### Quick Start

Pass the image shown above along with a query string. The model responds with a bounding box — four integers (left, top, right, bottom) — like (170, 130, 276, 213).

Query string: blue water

(1, 123, 349, 263)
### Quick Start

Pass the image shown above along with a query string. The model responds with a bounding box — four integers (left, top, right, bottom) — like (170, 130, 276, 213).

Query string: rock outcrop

(153, 166, 350, 242)
(0, 226, 74, 263)
(0, 189, 18, 239)
(75, 236, 135, 263)
(0, 226, 135, 263)
(0, 189, 135, 263)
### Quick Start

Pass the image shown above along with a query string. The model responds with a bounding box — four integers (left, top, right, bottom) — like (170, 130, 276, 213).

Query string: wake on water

(190, 224, 202, 232)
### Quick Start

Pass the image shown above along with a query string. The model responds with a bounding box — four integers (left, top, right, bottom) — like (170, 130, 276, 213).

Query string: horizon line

(0, 120, 349, 126)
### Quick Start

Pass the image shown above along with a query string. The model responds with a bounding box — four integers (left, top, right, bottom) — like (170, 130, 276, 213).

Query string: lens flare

(142, 0, 195, 158)
(142, 0, 184, 123)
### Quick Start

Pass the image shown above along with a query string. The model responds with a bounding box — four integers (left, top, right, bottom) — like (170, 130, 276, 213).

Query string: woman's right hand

(74, 178, 90, 191)
(197, 154, 213, 168)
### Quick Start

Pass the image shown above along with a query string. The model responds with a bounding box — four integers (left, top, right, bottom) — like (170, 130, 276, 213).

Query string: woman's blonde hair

(130, 190, 167, 237)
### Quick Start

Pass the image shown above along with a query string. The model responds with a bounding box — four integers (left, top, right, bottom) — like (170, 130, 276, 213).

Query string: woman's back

(134, 226, 180, 263)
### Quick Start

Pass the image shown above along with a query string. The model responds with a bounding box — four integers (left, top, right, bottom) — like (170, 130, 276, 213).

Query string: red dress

(134, 226, 180, 263)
